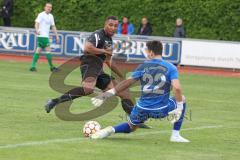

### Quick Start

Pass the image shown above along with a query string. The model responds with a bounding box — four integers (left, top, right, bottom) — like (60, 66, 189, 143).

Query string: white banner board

(181, 40, 240, 69)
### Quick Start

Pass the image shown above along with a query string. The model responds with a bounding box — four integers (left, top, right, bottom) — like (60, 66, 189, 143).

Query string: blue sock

(173, 102, 186, 130)
(113, 123, 132, 133)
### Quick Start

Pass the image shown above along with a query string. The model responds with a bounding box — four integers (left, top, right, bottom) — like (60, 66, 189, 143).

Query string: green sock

(31, 53, 39, 68)
(46, 53, 54, 68)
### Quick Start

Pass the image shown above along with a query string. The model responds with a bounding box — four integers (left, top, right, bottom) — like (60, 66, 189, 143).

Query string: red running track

(0, 54, 239, 78)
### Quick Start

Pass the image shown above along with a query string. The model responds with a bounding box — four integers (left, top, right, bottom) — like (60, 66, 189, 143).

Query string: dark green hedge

(2, 0, 240, 41)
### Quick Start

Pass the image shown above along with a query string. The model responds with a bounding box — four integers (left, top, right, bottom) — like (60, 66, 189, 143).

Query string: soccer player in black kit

(45, 16, 149, 129)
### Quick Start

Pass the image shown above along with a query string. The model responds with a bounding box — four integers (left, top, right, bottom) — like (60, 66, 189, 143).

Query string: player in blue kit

(90, 40, 190, 142)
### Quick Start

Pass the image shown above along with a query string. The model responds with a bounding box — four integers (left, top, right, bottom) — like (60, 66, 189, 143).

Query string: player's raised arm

(84, 26, 114, 56)
(114, 77, 136, 93)
(84, 42, 111, 55)
(92, 62, 144, 107)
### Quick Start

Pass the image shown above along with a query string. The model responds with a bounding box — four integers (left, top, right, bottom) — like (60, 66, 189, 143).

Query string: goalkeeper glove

(91, 88, 116, 107)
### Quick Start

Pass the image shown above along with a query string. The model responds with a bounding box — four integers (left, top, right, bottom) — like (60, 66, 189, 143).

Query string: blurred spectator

(137, 17, 152, 36)
(1, 0, 13, 26)
(117, 16, 134, 35)
(173, 18, 185, 38)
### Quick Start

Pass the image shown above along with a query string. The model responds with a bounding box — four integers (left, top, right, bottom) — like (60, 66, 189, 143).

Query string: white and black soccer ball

(83, 121, 101, 137)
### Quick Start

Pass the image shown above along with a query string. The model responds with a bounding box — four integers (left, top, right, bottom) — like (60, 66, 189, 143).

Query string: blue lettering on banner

(0, 30, 36, 53)
(112, 37, 181, 63)
(65, 33, 90, 56)
(162, 41, 181, 63)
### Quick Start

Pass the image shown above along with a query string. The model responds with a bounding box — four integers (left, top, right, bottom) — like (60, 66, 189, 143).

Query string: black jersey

(85, 28, 113, 61)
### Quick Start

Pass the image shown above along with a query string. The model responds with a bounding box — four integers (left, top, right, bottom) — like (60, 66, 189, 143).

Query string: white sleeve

(51, 15, 55, 26)
(35, 13, 42, 23)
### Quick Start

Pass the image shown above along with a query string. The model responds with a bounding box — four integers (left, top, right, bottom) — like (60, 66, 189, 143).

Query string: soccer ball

(83, 121, 101, 137)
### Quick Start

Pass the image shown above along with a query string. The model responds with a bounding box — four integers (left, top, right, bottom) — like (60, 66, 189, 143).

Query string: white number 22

(142, 73, 166, 94)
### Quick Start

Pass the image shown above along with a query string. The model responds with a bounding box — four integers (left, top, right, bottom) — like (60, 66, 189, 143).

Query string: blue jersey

(131, 58, 178, 110)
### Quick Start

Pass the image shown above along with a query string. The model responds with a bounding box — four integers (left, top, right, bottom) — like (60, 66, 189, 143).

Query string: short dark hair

(106, 16, 118, 21)
(146, 41, 163, 55)
(45, 2, 52, 6)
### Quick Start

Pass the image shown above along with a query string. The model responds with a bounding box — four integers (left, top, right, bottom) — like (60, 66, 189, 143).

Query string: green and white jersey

(35, 11, 55, 38)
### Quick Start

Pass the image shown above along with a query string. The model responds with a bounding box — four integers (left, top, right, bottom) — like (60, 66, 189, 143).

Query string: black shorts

(80, 55, 114, 90)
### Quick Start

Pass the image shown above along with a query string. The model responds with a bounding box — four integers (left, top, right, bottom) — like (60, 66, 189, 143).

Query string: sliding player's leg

(113, 106, 143, 133)
(111, 79, 151, 129)
(90, 107, 146, 139)
(90, 122, 139, 139)
(30, 47, 42, 71)
(168, 96, 190, 142)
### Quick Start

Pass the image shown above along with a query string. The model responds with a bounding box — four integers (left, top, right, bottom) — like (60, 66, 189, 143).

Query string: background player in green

(30, 2, 59, 72)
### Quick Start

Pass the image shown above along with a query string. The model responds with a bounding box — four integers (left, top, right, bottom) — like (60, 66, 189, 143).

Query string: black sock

(53, 87, 85, 103)
(121, 99, 134, 114)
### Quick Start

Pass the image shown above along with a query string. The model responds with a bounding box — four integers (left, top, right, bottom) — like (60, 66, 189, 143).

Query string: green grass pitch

(0, 60, 239, 160)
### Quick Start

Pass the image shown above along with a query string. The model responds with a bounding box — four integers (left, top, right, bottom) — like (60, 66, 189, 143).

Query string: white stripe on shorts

(136, 103, 168, 110)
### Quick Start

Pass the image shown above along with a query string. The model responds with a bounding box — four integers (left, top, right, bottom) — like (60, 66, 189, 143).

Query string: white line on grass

(0, 137, 86, 149)
(130, 125, 223, 137)
(0, 125, 222, 149)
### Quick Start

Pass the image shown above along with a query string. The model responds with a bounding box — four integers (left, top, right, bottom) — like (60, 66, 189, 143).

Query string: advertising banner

(0, 27, 181, 64)
(181, 40, 240, 69)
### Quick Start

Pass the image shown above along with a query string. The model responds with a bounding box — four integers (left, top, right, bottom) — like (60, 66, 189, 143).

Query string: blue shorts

(129, 97, 177, 125)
